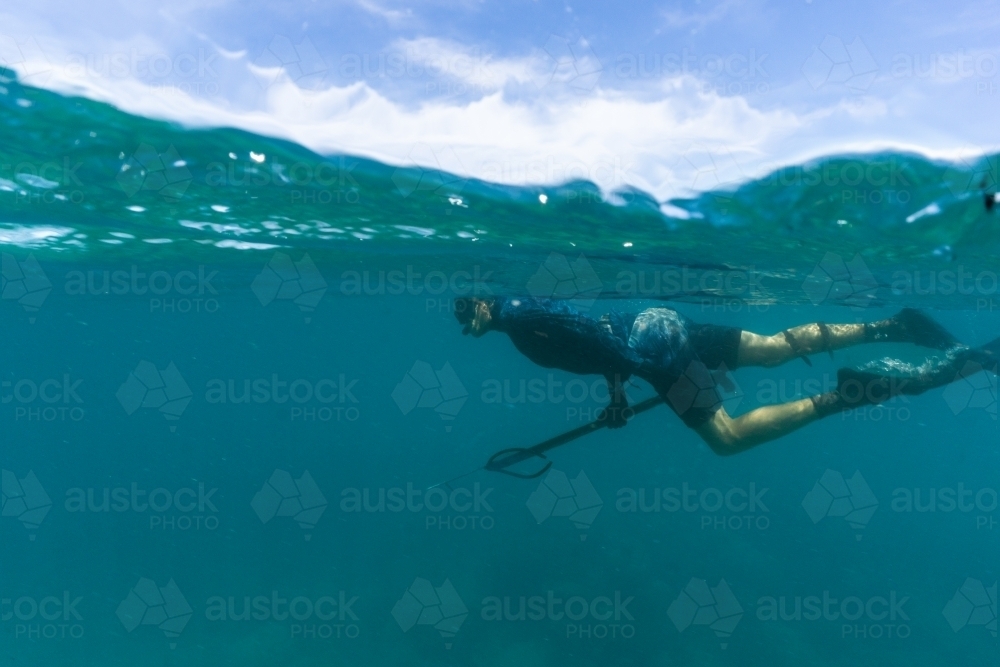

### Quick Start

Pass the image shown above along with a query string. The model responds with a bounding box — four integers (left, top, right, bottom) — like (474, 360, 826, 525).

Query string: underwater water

(1, 74, 998, 666)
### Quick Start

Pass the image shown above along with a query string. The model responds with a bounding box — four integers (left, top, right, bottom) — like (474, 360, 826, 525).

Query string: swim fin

(814, 339, 1000, 419)
(970, 336, 1000, 369)
(866, 308, 961, 350)
(810, 367, 892, 417)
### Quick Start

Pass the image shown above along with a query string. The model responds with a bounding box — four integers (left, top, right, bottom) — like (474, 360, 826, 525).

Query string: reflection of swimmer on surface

(455, 297, 1000, 456)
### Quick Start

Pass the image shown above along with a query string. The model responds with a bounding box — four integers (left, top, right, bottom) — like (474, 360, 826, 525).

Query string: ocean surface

(1, 71, 998, 666)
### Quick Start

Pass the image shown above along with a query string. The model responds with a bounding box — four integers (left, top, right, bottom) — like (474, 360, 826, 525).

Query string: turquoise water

(2, 72, 998, 666)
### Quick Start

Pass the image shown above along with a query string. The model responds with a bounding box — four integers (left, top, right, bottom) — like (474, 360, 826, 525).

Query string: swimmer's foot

(865, 308, 960, 350)
(810, 367, 898, 417)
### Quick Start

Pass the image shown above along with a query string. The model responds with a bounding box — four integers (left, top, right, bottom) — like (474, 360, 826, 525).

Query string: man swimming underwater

(454, 297, 1000, 456)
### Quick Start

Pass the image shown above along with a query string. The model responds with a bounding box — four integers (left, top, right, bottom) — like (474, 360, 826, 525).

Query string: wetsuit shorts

(687, 322, 743, 371)
(629, 309, 742, 428)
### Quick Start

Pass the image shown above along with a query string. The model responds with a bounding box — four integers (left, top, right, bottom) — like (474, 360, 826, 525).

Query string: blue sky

(1, 0, 998, 198)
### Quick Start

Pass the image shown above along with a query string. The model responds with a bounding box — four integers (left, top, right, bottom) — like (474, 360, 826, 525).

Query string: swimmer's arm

(599, 373, 630, 429)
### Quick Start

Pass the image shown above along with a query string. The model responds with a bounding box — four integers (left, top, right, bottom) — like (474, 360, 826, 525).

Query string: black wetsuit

(490, 297, 743, 426)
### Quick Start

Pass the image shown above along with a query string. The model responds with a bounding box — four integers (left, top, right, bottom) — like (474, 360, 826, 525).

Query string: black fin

(895, 308, 961, 350)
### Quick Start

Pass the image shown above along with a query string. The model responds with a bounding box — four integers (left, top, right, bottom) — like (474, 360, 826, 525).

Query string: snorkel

(454, 297, 497, 336)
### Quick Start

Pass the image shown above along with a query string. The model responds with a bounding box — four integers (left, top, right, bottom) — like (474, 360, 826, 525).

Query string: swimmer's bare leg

(693, 401, 821, 455)
(695, 336, 1000, 455)
(737, 323, 866, 368)
(736, 309, 960, 368)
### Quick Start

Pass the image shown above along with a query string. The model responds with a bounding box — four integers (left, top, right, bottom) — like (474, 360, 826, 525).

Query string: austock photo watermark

(337, 458, 603, 540)
(0, 37, 224, 98)
(612, 47, 770, 96)
(336, 448, 995, 545)
(1, 591, 86, 641)
(392, 361, 467, 431)
(251, 468, 584, 540)
(889, 266, 1000, 313)
(801, 35, 878, 93)
(73, 47, 213, 79)
(337, 264, 494, 306)
(63, 481, 221, 532)
(285, 37, 993, 104)
(117, 143, 364, 205)
(3, 250, 223, 317)
(804, 251, 1000, 311)
(252, 469, 328, 540)
(5, 359, 366, 431)
(667, 578, 743, 649)
(1, 251, 51, 322)
(204, 153, 362, 205)
(614, 265, 772, 313)
(756, 371, 916, 424)
(478, 589, 637, 640)
(428, 580, 806, 649)
(754, 589, 913, 640)
(343, 39, 770, 100)
(765, 155, 914, 204)
(524, 252, 772, 313)
(395, 360, 648, 427)
(757, 357, 995, 428)
(342, 33, 602, 99)
(477, 154, 636, 200)
(63, 264, 222, 314)
(67, 48, 221, 96)
(523, 252, 775, 314)
(392, 578, 635, 645)
(114, 360, 362, 428)
(203, 589, 361, 640)
(251, 251, 327, 323)
(338, 44, 496, 99)
(803, 468, 996, 538)
(392, 578, 467, 648)
(115, 578, 361, 646)
(890, 49, 1000, 96)
(891, 484, 998, 531)
(1, 373, 85, 423)
(339, 482, 495, 532)
(481, 373, 637, 424)
(507, 460, 992, 545)
(669, 576, 995, 648)
(117, 144, 191, 202)
(803, 34, 1000, 95)
(205, 374, 361, 423)
(0, 468, 52, 540)
(526, 469, 604, 540)
(0, 156, 85, 205)
(390, 144, 468, 200)
(617, 482, 771, 532)
(2, 467, 219, 534)
(252, 35, 327, 93)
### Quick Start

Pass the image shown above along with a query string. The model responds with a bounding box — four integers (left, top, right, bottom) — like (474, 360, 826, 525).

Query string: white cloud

(386, 37, 540, 90)
(352, 0, 413, 24)
(661, 0, 745, 32)
(1, 19, 995, 202)
(13, 45, 803, 198)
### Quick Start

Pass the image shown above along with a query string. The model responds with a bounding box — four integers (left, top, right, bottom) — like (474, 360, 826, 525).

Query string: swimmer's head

(454, 297, 495, 337)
